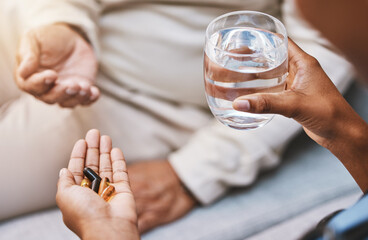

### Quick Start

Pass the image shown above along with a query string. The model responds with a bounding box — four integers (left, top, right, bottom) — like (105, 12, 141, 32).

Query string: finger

(77, 81, 95, 105)
(232, 39, 309, 117)
(85, 129, 100, 173)
(287, 38, 312, 75)
(57, 168, 77, 192)
(63, 80, 82, 97)
(58, 97, 81, 108)
(38, 83, 72, 104)
(67, 139, 87, 185)
(287, 38, 308, 60)
(57, 85, 99, 108)
(233, 91, 301, 118)
(17, 31, 40, 79)
(89, 86, 100, 103)
(56, 168, 77, 213)
(79, 86, 100, 106)
(39, 76, 84, 104)
(99, 135, 113, 180)
(57, 80, 83, 108)
(17, 70, 58, 96)
(111, 148, 129, 184)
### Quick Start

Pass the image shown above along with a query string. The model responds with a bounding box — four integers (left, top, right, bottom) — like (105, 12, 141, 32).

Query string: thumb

(57, 168, 76, 191)
(233, 91, 301, 119)
(17, 32, 40, 79)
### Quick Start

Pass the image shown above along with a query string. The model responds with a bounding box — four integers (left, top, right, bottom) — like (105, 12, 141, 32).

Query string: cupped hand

(232, 39, 364, 149)
(128, 160, 197, 233)
(15, 24, 100, 108)
(56, 129, 139, 240)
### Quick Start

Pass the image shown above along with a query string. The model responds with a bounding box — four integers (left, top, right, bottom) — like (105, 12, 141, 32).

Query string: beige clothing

(0, 0, 352, 220)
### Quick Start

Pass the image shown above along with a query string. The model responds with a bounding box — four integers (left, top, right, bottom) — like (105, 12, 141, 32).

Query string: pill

(98, 177, 110, 195)
(101, 185, 115, 202)
(80, 178, 91, 188)
(91, 178, 101, 193)
(83, 167, 101, 181)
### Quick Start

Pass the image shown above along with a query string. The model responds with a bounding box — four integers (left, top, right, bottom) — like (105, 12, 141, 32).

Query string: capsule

(80, 178, 91, 188)
(98, 177, 110, 195)
(83, 167, 101, 181)
(91, 178, 101, 193)
(101, 185, 115, 202)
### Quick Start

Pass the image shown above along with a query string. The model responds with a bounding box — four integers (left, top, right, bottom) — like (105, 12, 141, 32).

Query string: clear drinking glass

(204, 11, 288, 130)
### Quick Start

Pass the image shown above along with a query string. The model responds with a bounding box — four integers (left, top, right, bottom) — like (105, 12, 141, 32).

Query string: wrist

(167, 161, 198, 205)
(80, 218, 140, 240)
(326, 111, 368, 192)
(326, 106, 368, 156)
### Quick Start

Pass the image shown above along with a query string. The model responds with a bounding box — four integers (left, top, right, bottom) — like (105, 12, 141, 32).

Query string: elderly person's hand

(56, 129, 139, 240)
(128, 160, 197, 233)
(15, 24, 99, 108)
(233, 39, 368, 191)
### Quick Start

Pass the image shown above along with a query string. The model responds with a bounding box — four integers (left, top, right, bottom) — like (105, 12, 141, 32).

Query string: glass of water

(204, 11, 288, 130)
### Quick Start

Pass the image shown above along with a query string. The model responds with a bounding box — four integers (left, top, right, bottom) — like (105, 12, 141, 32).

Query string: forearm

(327, 107, 368, 192)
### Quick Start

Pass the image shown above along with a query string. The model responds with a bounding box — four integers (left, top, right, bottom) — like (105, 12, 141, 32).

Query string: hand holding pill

(81, 167, 116, 202)
(56, 129, 140, 240)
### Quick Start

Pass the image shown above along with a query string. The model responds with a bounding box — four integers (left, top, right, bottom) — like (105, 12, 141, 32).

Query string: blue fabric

(326, 194, 368, 239)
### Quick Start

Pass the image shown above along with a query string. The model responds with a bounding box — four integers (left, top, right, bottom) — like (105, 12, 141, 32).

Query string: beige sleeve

(169, 0, 354, 205)
(17, 0, 101, 56)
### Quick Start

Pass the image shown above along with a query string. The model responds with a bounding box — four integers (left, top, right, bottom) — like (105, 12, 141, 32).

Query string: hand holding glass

(204, 11, 288, 130)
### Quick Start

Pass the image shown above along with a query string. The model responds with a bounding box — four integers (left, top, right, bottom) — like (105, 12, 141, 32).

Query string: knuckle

(15, 78, 25, 89)
(306, 56, 321, 68)
(284, 92, 302, 119)
(100, 166, 113, 173)
(113, 168, 128, 177)
(256, 96, 271, 113)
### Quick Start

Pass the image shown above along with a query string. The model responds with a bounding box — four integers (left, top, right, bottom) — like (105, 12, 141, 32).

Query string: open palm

(16, 24, 100, 108)
(56, 130, 138, 239)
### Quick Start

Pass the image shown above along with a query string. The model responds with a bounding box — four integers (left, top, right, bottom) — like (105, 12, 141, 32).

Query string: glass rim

(205, 10, 288, 57)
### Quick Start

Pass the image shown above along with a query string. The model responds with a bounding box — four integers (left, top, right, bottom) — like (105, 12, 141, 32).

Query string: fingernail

(66, 88, 78, 95)
(80, 90, 87, 96)
(45, 78, 54, 85)
(234, 100, 250, 111)
(59, 168, 67, 177)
